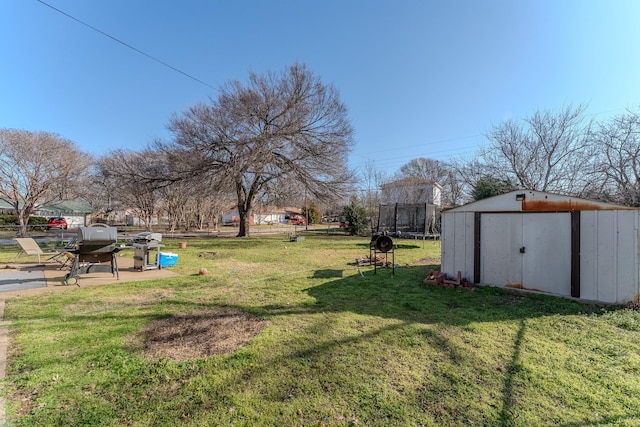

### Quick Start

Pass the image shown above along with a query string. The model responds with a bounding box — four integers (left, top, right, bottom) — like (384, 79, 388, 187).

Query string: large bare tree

(477, 105, 594, 194)
(0, 129, 90, 236)
(167, 63, 354, 237)
(589, 108, 640, 205)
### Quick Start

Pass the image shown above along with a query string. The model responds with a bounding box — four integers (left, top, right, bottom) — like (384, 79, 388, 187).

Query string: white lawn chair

(14, 238, 58, 264)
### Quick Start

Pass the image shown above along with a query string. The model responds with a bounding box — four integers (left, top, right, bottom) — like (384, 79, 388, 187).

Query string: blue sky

(2, 1, 640, 175)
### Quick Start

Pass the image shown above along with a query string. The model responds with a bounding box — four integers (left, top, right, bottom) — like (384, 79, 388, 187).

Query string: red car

(47, 217, 68, 230)
(289, 217, 306, 225)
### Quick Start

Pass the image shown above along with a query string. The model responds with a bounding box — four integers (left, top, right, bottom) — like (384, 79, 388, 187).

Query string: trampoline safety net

(377, 203, 440, 238)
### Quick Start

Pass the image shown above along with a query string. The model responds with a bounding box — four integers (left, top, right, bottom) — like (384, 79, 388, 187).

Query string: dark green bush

(0, 215, 17, 225)
(29, 216, 48, 231)
(28, 216, 48, 226)
(0, 214, 48, 230)
(343, 197, 368, 236)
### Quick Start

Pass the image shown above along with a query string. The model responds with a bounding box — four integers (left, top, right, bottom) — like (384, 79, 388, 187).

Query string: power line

(349, 106, 638, 172)
(36, 0, 216, 90)
(349, 143, 482, 171)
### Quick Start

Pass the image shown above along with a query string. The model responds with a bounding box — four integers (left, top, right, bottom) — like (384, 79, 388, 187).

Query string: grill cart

(130, 232, 164, 270)
(62, 224, 120, 286)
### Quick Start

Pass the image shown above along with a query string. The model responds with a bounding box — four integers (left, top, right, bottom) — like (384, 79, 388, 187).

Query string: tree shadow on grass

(241, 265, 598, 425)
(498, 318, 526, 426)
(301, 264, 592, 327)
(13, 264, 630, 426)
(291, 266, 607, 425)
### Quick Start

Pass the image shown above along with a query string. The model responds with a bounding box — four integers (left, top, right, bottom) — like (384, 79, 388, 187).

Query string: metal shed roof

(446, 190, 634, 213)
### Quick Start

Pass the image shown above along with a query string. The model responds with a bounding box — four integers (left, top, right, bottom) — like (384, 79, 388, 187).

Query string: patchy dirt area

(143, 308, 265, 361)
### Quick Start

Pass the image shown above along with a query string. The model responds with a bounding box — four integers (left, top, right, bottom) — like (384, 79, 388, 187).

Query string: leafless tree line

(87, 148, 235, 233)
(1, 63, 355, 237)
(365, 104, 640, 208)
(4, 81, 640, 239)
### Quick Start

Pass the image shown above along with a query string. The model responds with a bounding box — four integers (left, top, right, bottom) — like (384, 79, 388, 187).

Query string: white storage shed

(441, 190, 640, 304)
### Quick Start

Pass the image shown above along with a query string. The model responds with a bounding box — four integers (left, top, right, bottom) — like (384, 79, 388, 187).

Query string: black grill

(77, 225, 118, 254)
(62, 224, 120, 286)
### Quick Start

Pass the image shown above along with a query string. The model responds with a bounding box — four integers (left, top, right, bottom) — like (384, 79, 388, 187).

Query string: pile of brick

(423, 270, 475, 291)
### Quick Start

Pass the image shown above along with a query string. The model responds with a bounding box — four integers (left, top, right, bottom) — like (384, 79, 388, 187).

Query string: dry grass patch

(143, 308, 266, 361)
(64, 289, 176, 314)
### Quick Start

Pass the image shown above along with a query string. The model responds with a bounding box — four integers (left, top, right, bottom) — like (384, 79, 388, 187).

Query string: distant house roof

(0, 199, 94, 216)
(0, 199, 13, 210)
(38, 200, 94, 215)
(253, 205, 287, 215)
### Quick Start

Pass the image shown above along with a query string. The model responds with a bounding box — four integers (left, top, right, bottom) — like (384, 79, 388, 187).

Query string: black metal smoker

(62, 224, 120, 286)
(370, 233, 395, 275)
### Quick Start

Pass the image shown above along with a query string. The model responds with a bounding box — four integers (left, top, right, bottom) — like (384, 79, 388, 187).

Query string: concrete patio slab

(0, 255, 180, 297)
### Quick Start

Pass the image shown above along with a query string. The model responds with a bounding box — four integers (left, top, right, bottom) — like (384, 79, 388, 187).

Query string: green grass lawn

(1, 233, 639, 426)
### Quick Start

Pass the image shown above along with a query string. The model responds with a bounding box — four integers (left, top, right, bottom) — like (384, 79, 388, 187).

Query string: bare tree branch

(477, 104, 593, 194)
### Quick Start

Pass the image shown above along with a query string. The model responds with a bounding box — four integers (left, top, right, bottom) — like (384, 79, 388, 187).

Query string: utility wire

(36, 0, 216, 90)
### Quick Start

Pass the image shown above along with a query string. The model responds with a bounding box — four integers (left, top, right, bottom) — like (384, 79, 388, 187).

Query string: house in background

(253, 205, 288, 225)
(123, 211, 159, 227)
(380, 178, 442, 207)
(0, 198, 93, 227)
(37, 200, 94, 228)
(222, 206, 303, 225)
(441, 190, 640, 304)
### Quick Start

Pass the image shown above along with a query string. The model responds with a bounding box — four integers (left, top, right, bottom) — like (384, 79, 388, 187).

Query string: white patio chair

(14, 238, 58, 264)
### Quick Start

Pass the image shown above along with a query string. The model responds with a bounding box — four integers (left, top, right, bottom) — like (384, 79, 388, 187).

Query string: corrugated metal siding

(580, 210, 640, 304)
(614, 210, 638, 303)
(447, 190, 633, 213)
(441, 212, 474, 280)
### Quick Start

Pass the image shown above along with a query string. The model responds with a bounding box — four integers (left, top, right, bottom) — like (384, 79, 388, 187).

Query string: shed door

(480, 213, 571, 295)
(480, 214, 523, 287)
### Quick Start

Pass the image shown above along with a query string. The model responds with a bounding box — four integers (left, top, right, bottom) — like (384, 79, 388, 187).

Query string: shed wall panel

(614, 210, 638, 303)
(581, 210, 640, 304)
(522, 213, 571, 294)
(441, 212, 475, 280)
(579, 211, 598, 301)
(441, 214, 453, 274)
(596, 211, 617, 303)
(440, 213, 455, 275)
(459, 212, 475, 280)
